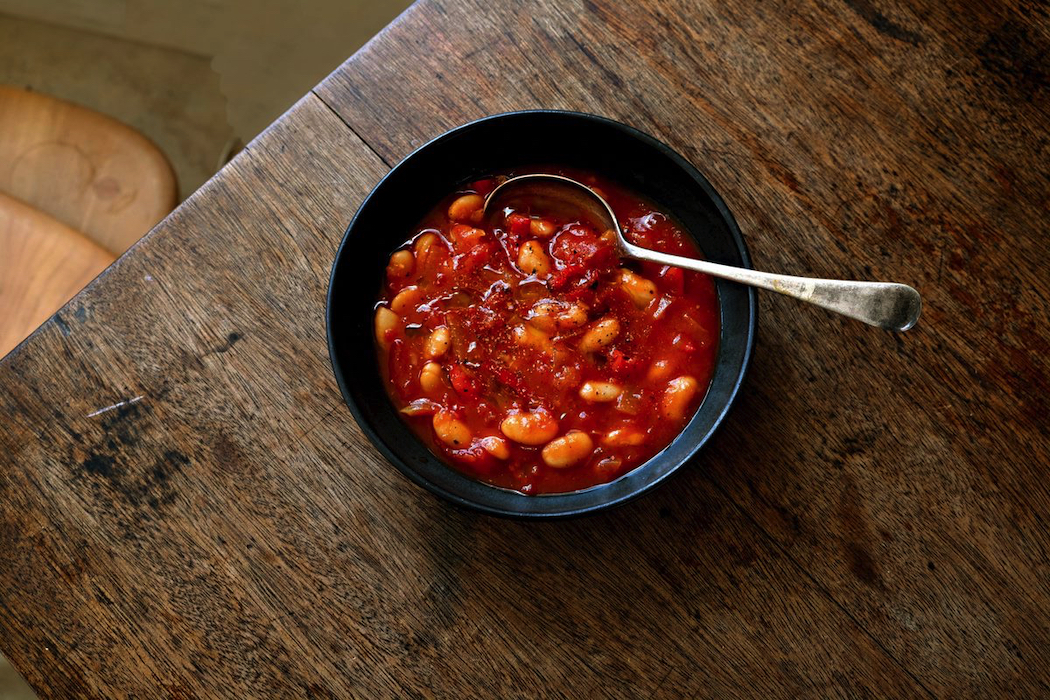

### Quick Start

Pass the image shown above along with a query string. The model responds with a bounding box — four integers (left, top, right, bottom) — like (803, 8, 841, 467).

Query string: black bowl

(326, 110, 756, 518)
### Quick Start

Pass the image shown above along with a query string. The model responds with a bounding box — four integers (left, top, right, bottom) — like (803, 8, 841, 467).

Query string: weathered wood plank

(0, 94, 385, 698)
(0, 92, 923, 696)
(315, 0, 1050, 695)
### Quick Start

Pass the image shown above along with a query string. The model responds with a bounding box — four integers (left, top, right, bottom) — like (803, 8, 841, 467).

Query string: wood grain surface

(0, 192, 114, 357)
(0, 85, 177, 255)
(1, 0, 1048, 697)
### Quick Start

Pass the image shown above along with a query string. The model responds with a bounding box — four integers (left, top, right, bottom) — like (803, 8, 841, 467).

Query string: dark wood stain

(843, 0, 924, 46)
(79, 453, 116, 479)
(77, 448, 189, 511)
(977, 20, 1050, 100)
(212, 331, 243, 354)
(98, 400, 147, 449)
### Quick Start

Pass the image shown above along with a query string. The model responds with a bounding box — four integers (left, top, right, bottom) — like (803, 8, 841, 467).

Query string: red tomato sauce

(374, 169, 720, 494)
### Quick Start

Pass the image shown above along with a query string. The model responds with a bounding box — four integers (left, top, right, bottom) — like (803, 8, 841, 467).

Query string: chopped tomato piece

(388, 339, 417, 400)
(608, 348, 643, 378)
(470, 178, 497, 198)
(454, 241, 493, 274)
(450, 224, 487, 252)
(449, 363, 481, 398)
(507, 212, 532, 238)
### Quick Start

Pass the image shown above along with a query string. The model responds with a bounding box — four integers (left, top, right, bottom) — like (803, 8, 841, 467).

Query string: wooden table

(2, 1, 1047, 697)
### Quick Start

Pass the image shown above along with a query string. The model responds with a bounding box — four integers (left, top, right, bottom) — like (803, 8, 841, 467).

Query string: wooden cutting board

(0, 192, 114, 357)
(0, 85, 177, 255)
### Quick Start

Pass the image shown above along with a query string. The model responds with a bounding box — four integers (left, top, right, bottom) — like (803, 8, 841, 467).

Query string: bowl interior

(327, 110, 755, 518)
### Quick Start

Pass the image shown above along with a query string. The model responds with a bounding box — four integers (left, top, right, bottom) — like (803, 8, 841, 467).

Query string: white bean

(479, 436, 511, 460)
(517, 241, 551, 277)
(528, 306, 557, 333)
(579, 381, 622, 402)
(511, 324, 551, 353)
(424, 326, 451, 359)
(602, 428, 646, 447)
(556, 303, 588, 329)
(433, 409, 471, 447)
(414, 232, 444, 274)
(529, 300, 587, 332)
(387, 250, 414, 279)
(391, 286, 424, 314)
(448, 194, 484, 222)
(530, 218, 557, 238)
(414, 232, 440, 256)
(579, 317, 620, 353)
(419, 361, 443, 393)
(500, 408, 559, 445)
(660, 376, 699, 421)
(620, 269, 657, 308)
(374, 306, 399, 350)
(542, 431, 594, 468)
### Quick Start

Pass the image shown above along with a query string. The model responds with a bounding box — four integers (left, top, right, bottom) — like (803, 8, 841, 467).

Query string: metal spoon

(484, 174, 921, 331)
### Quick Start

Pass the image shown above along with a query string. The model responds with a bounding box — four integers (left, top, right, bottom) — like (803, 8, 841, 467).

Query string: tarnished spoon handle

(623, 242, 922, 331)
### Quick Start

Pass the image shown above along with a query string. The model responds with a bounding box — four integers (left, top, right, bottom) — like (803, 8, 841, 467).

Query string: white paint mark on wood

(86, 395, 144, 418)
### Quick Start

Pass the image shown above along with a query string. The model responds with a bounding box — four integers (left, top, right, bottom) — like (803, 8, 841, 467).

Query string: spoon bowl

(485, 173, 922, 331)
